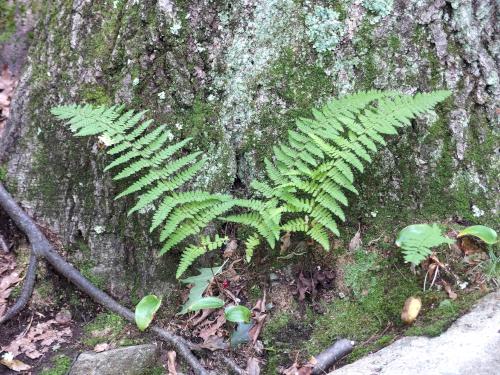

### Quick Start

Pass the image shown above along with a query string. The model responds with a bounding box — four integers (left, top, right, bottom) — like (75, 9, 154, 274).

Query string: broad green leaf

(225, 305, 252, 323)
(458, 225, 497, 244)
(396, 224, 454, 265)
(135, 295, 161, 331)
(230, 322, 253, 348)
(178, 266, 224, 315)
(187, 296, 224, 312)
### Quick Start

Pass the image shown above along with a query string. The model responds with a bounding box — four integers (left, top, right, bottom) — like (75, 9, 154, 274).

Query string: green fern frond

(160, 201, 236, 255)
(307, 223, 330, 250)
(396, 223, 454, 265)
(52, 104, 219, 267)
(281, 218, 309, 233)
(176, 234, 228, 278)
(251, 90, 450, 249)
(244, 233, 261, 262)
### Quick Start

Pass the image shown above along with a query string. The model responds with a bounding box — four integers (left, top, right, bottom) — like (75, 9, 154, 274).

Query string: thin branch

(0, 253, 38, 324)
(0, 183, 220, 375)
(0, 233, 10, 252)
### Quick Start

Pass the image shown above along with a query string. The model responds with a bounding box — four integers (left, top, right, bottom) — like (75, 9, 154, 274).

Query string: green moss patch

(83, 313, 126, 347)
(40, 355, 72, 375)
(0, 1, 16, 42)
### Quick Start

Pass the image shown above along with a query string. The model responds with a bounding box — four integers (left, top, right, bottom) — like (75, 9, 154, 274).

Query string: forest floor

(1, 211, 497, 374)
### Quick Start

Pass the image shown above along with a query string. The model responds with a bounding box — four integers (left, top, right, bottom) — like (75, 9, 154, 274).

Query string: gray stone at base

(330, 291, 500, 375)
(69, 344, 158, 375)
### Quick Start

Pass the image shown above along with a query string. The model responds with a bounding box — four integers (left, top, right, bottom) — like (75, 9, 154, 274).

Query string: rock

(69, 344, 158, 375)
(330, 291, 500, 375)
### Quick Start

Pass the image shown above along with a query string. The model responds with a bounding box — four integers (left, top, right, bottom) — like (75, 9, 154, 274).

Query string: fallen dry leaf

(246, 357, 260, 375)
(249, 314, 267, 344)
(196, 335, 228, 351)
(93, 343, 110, 352)
(223, 239, 238, 258)
(0, 352, 31, 372)
(197, 311, 226, 341)
(401, 296, 422, 324)
(458, 237, 485, 255)
(348, 228, 362, 252)
(282, 360, 313, 375)
(167, 351, 177, 375)
(293, 269, 335, 302)
(249, 295, 267, 344)
(1, 319, 72, 358)
(0, 252, 22, 319)
(441, 280, 458, 300)
(280, 232, 291, 254)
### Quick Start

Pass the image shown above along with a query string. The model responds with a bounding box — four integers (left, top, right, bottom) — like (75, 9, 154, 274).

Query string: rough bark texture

(0, 0, 498, 295)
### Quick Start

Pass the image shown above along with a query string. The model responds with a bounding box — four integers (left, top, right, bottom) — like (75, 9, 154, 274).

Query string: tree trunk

(1, 0, 498, 296)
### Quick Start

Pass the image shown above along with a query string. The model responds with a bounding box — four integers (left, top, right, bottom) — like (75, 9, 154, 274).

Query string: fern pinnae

(177, 244, 206, 278)
(159, 199, 224, 241)
(176, 235, 228, 278)
(127, 182, 169, 214)
(150, 191, 228, 233)
(244, 234, 261, 262)
(150, 138, 192, 166)
(307, 223, 330, 250)
(161, 201, 236, 255)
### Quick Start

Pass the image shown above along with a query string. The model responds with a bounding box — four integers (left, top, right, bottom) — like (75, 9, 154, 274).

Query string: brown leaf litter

(2, 315, 73, 360)
(0, 252, 21, 319)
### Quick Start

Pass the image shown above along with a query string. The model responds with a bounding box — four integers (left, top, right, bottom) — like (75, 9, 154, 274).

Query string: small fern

(396, 224, 454, 265)
(52, 89, 450, 275)
(177, 234, 228, 278)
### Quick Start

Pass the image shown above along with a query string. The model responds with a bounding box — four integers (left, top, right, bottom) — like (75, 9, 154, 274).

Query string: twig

(359, 321, 392, 346)
(0, 233, 10, 252)
(423, 267, 428, 292)
(311, 339, 354, 375)
(20, 313, 34, 337)
(429, 267, 439, 290)
(219, 355, 245, 375)
(0, 183, 245, 375)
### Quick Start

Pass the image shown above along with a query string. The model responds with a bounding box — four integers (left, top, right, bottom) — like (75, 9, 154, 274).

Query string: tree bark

(1, 0, 498, 295)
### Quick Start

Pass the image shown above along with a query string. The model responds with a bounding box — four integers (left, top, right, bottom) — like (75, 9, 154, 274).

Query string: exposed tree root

(0, 183, 244, 375)
(0, 253, 37, 324)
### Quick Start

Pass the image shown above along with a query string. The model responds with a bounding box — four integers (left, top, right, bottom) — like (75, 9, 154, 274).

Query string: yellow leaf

(1, 352, 31, 372)
(401, 296, 422, 324)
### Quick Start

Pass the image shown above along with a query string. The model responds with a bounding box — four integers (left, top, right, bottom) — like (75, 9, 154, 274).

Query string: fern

(239, 90, 451, 253)
(177, 234, 228, 279)
(52, 89, 450, 274)
(396, 224, 454, 265)
(51, 104, 236, 277)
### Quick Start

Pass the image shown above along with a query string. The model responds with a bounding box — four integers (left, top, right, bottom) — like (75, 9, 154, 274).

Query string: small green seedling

(457, 225, 497, 245)
(135, 295, 162, 331)
(396, 224, 453, 265)
(225, 305, 252, 323)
